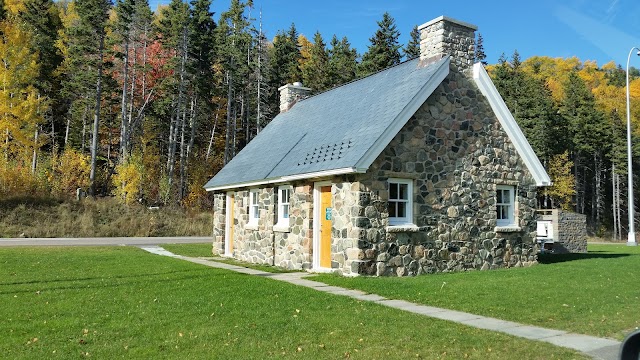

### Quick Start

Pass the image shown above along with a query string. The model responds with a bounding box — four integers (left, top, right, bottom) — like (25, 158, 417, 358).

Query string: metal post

(626, 47, 640, 246)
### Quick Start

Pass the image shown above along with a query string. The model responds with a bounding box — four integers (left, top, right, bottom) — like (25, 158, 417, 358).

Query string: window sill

(273, 224, 290, 233)
(386, 224, 421, 233)
(246, 223, 259, 231)
(494, 226, 522, 233)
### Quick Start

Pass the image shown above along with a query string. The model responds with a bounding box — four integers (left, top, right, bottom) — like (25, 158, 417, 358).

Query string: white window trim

(387, 178, 414, 226)
(274, 185, 292, 231)
(496, 185, 516, 227)
(248, 189, 260, 225)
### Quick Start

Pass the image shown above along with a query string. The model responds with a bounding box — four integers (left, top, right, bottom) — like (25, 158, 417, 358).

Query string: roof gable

(205, 57, 451, 191)
(472, 63, 551, 186)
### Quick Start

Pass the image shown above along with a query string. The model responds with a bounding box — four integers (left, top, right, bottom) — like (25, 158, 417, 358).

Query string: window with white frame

(496, 185, 516, 226)
(388, 178, 413, 226)
(276, 186, 292, 227)
(249, 189, 260, 224)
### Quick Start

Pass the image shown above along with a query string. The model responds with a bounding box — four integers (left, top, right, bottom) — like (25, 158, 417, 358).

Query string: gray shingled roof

(205, 56, 450, 191)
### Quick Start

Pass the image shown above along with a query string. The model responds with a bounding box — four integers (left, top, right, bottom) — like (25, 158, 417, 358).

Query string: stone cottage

(204, 16, 551, 276)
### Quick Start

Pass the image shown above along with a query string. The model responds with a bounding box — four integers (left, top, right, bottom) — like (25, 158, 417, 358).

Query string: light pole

(626, 47, 640, 246)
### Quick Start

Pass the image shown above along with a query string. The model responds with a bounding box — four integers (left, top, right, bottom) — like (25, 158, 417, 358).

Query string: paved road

(0, 236, 211, 247)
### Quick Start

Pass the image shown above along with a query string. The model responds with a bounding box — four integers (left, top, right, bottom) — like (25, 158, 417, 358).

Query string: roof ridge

(300, 57, 422, 101)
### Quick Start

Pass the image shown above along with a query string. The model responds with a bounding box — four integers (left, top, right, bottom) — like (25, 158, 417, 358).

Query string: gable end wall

(352, 69, 540, 276)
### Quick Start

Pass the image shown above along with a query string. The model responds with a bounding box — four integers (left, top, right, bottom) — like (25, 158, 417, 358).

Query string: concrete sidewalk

(140, 246, 621, 360)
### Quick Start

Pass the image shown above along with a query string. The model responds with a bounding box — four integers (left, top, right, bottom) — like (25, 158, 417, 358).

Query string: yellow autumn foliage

(0, 18, 45, 159)
(0, 159, 44, 196)
(298, 34, 312, 70)
(113, 155, 143, 204)
(547, 151, 576, 210)
(48, 148, 91, 197)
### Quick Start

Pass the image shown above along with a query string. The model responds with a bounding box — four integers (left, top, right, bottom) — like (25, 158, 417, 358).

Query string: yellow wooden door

(228, 193, 234, 254)
(320, 186, 332, 268)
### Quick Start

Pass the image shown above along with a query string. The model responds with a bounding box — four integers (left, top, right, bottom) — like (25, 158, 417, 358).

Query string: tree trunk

(119, 37, 130, 164)
(89, 33, 105, 196)
(31, 126, 38, 173)
(166, 26, 188, 201)
(613, 163, 618, 241)
(223, 71, 233, 165)
(206, 111, 218, 161)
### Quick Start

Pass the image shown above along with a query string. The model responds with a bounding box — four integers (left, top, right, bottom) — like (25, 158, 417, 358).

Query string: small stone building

(204, 16, 551, 276)
(536, 209, 587, 253)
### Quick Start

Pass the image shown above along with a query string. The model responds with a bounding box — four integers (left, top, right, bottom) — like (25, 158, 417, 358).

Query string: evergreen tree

(264, 24, 301, 120)
(491, 51, 558, 160)
(403, 25, 420, 60)
(68, 0, 111, 195)
(0, 0, 5, 22)
(17, 0, 63, 171)
(475, 33, 487, 65)
(301, 31, 330, 92)
(216, 0, 254, 164)
(328, 35, 357, 87)
(358, 12, 401, 77)
(560, 71, 610, 224)
(157, 0, 191, 199)
(286, 23, 302, 82)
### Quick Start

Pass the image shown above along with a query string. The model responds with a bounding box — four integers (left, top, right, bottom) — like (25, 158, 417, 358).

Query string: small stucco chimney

(278, 82, 312, 113)
(418, 16, 477, 70)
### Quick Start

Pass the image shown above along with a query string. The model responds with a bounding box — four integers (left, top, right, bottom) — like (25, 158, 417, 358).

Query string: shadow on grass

(0, 268, 206, 287)
(0, 268, 234, 296)
(0, 196, 63, 210)
(538, 252, 630, 264)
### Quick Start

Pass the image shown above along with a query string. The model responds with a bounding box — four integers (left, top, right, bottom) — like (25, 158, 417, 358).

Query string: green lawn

(311, 244, 640, 340)
(0, 247, 584, 359)
(163, 243, 298, 273)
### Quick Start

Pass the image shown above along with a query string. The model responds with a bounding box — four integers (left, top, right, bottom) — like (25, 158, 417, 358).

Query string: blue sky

(149, 0, 640, 67)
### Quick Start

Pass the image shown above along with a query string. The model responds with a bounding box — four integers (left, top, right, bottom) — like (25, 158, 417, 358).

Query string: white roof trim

(355, 57, 450, 170)
(204, 167, 367, 191)
(472, 63, 552, 187)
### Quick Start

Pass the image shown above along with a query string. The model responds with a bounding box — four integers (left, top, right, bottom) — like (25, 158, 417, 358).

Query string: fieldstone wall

(347, 68, 539, 276)
(211, 184, 313, 270)
(539, 210, 587, 253)
(419, 17, 476, 71)
(555, 211, 587, 253)
(330, 178, 373, 275)
(274, 184, 313, 269)
(212, 193, 225, 255)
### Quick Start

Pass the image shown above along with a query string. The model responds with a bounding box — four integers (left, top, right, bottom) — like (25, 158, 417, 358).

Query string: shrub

(112, 155, 143, 204)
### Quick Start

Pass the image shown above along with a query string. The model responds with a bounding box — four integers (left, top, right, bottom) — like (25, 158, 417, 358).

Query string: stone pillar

(418, 16, 477, 71)
(278, 82, 312, 113)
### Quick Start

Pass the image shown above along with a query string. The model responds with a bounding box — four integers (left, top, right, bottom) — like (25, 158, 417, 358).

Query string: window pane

(497, 190, 503, 203)
(283, 204, 289, 219)
(503, 189, 510, 202)
(390, 183, 398, 200)
(389, 202, 397, 217)
(399, 184, 408, 200)
(397, 202, 406, 217)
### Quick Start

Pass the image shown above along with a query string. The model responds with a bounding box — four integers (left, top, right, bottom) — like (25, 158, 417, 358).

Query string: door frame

(312, 181, 333, 271)
(224, 191, 234, 257)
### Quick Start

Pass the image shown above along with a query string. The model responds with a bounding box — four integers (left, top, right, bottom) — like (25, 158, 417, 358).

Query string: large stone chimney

(278, 82, 312, 113)
(418, 16, 477, 71)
